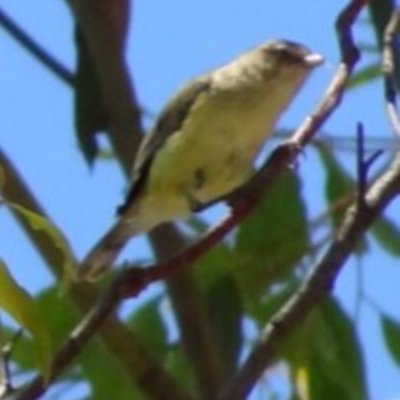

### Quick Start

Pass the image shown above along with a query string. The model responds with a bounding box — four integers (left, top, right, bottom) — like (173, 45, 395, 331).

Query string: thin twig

(291, 0, 362, 146)
(356, 122, 367, 211)
(0, 328, 22, 397)
(0, 7, 74, 86)
(356, 123, 385, 211)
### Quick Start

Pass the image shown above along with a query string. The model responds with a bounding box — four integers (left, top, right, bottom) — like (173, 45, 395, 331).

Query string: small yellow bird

(78, 39, 323, 281)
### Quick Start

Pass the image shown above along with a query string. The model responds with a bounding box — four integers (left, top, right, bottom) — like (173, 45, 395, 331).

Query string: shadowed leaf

(74, 27, 108, 164)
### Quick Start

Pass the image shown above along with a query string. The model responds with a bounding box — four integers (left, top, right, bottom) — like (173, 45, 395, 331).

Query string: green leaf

(233, 171, 308, 302)
(195, 243, 234, 291)
(80, 338, 144, 400)
(0, 151, 77, 283)
(316, 146, 370, 255)
(165, 345, 194, 391)
(127, 297, 168, 358)
(347, 63, 381, 90)
(286, 298, 369, 400)
(316, 145, 354, 226)
(250, 280, 297, 326)
(0, 260, 52, 380)
(316, 146, 368, 251)
(0, 164, 5, 193)
(1, 284, 80, 378)
(190, 241, 243, 374)
(204, 275, 243, 374)
(380, 313, 400, 366)
(370, 216, 400, 257)
(35, 286, 140, 399)
(368, 0, 394, 48)
(35, 286, 77, 346)
(187, 239, 243, 374)
(8, 203, 76, 290)
(0, 326, 35, 373)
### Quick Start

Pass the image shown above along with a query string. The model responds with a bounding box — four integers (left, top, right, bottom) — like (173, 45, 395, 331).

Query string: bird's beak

(304, 53, 324, 67)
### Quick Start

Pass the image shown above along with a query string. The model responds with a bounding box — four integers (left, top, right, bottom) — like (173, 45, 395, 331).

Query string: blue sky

(0, 1, 400, 399)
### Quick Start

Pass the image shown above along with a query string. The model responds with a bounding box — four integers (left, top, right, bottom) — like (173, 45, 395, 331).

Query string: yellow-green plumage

(78, 39, 323, 281)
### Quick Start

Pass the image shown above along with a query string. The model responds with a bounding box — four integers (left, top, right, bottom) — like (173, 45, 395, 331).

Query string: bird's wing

(117, 76, 212, 215)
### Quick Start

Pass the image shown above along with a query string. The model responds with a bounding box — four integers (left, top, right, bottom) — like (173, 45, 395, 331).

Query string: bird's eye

(275, 49, 302, 64)
(265, 41, 310, 66)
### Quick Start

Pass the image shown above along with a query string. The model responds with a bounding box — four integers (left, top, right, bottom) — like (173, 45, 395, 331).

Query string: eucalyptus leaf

(0, 260, 52, 381)
(204, 275, 242, 375)
(233, 171, 308, 302)
(380, 313, 400, 367)
(9, 203, 76, 291)
(74, 27, 108, 165)
(370, 216, 400, 257)
(284, 298, 369, 400)
(127, 297, 168, 359)
(347, 63, 381, 90)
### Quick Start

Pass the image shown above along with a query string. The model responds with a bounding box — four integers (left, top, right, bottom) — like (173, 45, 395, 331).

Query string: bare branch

(291, 0, 363, 146)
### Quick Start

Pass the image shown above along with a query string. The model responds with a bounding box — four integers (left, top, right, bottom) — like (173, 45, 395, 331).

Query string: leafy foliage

(0, 261, 52, 380)
(233, 171, 308, 304)
(0, 1, 399, 400)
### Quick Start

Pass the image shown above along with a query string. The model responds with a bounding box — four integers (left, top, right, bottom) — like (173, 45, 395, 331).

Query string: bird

(78, 39, 323, 281)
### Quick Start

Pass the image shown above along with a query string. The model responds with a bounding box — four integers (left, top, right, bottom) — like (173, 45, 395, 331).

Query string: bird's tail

(77, 220, 136, 282)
